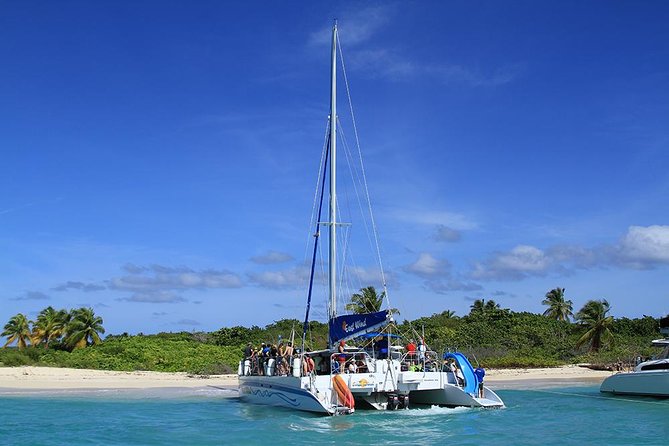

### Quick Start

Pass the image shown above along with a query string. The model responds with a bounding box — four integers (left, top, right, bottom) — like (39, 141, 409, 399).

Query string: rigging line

(304, 120, 332, 264)
(339, 225, 353, 314)
(338, 138, 378, 309)
(336, 118, 383, 313)
(337, 36, 389, 304)
(302, 134, 330, 350)
(337, 117, 375, 261)
(335, 197, 353, 315)
(334, 123, 369, 312)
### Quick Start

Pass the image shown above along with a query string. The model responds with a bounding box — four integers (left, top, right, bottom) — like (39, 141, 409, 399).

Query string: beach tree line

(2, 306, 105, 351)
(342, 285, 618, 354)
(539, 287, 614, 353)
(0, 287, 663, 372)
(315, 285, 658, 367)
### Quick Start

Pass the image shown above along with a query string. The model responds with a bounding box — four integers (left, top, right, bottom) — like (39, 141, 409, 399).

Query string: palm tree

(32, 307, 69, 348)
(345, 286, 398, 314)
(575, 299, 614, 352)
(469, 299, 485, 315)
(469, 299, 500, 316)
(2, 313, 33, 349)
(65, 307, 105, 349)
(542, 287, 574, 321)
(440, 310, 456, 318)
(346, 286, 384, 314)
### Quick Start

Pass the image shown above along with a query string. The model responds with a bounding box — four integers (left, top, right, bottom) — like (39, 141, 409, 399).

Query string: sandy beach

(0, 365, 614, 393)
(484, 365, 614, 389)
(0, 367, 238, 392)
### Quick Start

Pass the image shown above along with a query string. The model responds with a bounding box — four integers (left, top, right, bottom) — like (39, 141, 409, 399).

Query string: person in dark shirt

(474, 367, 486, 398)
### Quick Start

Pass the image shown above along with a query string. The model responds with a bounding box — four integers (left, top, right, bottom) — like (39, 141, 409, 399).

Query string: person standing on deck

(337, 340, 347, 373)
(406, 339, 417, 365)
(474, 367, 486, 398)
(417, 339, 426, 364)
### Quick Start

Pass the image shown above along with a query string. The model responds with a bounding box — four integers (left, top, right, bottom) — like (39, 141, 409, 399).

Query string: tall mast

(328, 22, 338, 322)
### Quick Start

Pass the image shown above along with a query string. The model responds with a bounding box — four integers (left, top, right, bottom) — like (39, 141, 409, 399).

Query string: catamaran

(238, 22, 504, 415)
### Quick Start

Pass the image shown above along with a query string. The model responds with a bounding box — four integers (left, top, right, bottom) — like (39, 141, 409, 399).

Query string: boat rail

(399, 349, 440, 372)
(329, 351, 374, 374)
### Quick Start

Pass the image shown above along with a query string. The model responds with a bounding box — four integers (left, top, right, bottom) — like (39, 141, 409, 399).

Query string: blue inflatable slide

(444, 352, 479, 395)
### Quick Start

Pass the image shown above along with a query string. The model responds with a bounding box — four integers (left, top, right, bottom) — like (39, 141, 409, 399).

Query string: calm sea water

(0, 385, 667, 445)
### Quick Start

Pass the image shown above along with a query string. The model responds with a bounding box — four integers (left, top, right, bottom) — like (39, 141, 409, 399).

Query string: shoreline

(484, 365, 614, 389)
(0, 365, 615, 395)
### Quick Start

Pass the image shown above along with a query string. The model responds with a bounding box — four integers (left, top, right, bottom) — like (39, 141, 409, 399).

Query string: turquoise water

(0, 386, 667, 445)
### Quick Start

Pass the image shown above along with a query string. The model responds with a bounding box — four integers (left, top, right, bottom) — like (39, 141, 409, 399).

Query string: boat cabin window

(640, 362, 669, 371)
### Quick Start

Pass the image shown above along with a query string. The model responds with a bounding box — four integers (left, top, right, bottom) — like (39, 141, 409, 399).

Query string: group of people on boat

(333, 340, 369, 374)
(241, 334, 486, 399)
(403, 338, 431, 367)
(243, 341, 296, 376)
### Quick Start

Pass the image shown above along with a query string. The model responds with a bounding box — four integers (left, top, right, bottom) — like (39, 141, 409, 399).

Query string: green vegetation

(2, 306, 105, 351)
(0, 332, 239, 374)
(345, 286, 399, 315)
(542, 287, 574, 321)
(2, 313, 32, 349)
(1, 290, 665, 373)
(346, 286, 385, 314)
(575, 299, 614, 352)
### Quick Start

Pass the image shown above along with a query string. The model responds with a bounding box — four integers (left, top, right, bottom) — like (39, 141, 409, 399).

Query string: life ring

(332, 374, 355, 409)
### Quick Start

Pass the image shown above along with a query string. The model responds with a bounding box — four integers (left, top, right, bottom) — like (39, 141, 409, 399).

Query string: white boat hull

(238, 375, 336, 414)
(409, 381, 505, 408)
(600, 370, 669, 397)
(239, 359, 411, 414)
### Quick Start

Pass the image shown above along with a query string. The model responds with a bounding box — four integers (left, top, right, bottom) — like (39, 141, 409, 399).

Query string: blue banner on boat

(329, 310, 390, 346)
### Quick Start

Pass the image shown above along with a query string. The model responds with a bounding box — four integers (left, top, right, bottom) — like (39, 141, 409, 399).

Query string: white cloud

(349, 50, 523, 87)
(250, 251, 294, 265)
(175, 319, 201, 326)
(617, 225, 669, 267)
(424, 279, 483, 294)
(248, 266, 310, 289)
(346, 265, 391, 286)
(467, 225, 669, 281)
(392, 209, 477, 230)
(109, 265, 242, 291)
(118, 291, 186, 304)
(309, 5, 393, 47)
(405, 253, 451, 278)
(433, 225, 462, 243)
(430, 63, 525, 87)
(347, 49, 417, 79)
(12, 291, 50, 301)
(52, 281, 106, 292)
(471, 245, 551, 280)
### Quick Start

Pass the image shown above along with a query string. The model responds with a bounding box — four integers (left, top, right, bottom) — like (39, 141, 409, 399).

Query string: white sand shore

(484, 365, 614, 389)
(0, 365, 614, 393)
(0, 367, 237, 391)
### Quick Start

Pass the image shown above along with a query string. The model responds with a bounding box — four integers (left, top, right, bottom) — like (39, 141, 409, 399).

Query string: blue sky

(2, 1, 668, 335)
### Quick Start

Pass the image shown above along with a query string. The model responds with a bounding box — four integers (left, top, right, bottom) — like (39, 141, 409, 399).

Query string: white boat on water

(600, 319, 669, 397)
(238, 21, 504, 415)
